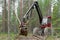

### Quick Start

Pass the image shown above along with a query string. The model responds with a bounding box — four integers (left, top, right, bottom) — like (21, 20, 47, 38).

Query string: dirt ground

(15, 35, 46, 40)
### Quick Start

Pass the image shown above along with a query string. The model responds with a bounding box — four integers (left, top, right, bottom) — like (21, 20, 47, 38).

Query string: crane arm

(23, 1, 43, 25)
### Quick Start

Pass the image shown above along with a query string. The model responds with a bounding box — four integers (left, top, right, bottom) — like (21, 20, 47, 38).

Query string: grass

(0, 33, 16, 40)
(46, 36, 55, 40)
(0, 33, 7, 40)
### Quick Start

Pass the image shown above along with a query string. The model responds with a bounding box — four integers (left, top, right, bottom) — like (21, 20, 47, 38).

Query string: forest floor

(15, 35, 44, 40)
(0, 33, 60, 40)
(15, 34, 55, 40)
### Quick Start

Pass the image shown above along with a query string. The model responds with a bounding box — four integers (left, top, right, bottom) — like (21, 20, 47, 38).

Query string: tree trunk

(12, 0, 17, 33)
(20, 0, 23, 21)
(7, 0, 11, 40)
(2, 0, 8, 33)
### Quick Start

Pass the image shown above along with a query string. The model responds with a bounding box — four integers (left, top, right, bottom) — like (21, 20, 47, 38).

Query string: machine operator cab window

(42, 17, 47, 25)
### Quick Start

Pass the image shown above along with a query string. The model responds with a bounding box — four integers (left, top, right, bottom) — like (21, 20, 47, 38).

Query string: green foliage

(52, 1, 60, 28)
(38, 0, 52, 16)
(0, 33, 16, 40)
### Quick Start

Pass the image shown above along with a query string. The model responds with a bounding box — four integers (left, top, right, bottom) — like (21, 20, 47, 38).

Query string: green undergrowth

(0, 33, 16, 40)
